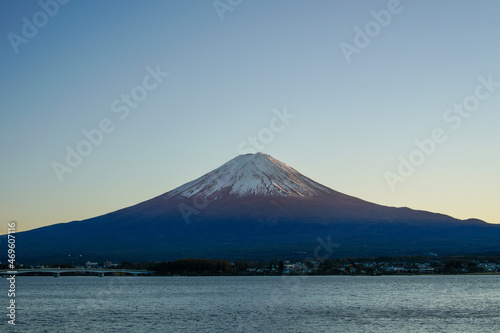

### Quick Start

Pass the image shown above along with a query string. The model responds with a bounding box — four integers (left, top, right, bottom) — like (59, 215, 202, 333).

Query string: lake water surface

(1, 275, 500, 332)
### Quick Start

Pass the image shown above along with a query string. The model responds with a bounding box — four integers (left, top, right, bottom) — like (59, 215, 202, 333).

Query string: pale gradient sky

(1, 0, 499, 232)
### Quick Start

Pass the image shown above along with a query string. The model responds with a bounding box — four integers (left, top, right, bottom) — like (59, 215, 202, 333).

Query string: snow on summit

(166, 153, 333, 199)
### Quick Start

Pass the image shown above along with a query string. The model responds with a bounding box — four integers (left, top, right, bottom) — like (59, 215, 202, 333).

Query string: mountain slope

(2, 153, 500, 263)
(166, 153, 333, 198)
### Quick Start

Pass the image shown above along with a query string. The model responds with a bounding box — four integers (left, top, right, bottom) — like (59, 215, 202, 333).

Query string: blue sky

(1, 0, 499, 232)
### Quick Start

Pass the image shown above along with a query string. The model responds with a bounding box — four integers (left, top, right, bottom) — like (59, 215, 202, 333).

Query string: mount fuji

(4, 153, 500, 263)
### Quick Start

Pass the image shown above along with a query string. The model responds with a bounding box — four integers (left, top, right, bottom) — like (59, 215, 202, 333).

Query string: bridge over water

(0, 268, 155, 277)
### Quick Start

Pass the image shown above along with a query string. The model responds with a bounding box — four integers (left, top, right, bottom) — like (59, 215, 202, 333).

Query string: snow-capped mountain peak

(165, 153, 333, 199)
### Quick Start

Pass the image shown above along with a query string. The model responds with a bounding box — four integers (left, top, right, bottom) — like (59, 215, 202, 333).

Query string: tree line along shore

(4, 255, 500, 276)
